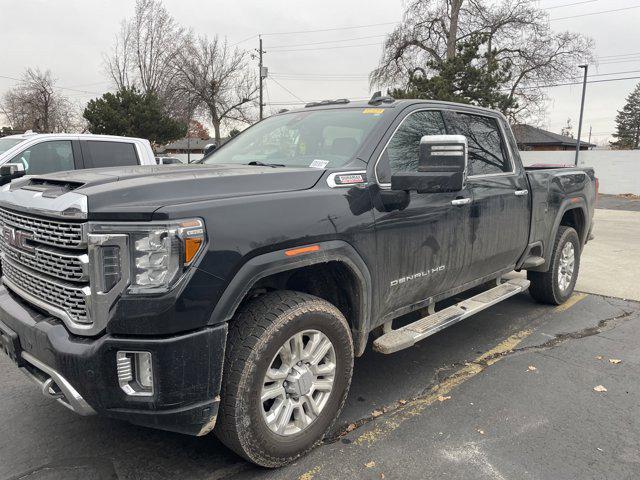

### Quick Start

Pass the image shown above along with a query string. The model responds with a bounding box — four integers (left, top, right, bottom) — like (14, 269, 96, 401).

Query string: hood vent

(21, 178, 84, 198)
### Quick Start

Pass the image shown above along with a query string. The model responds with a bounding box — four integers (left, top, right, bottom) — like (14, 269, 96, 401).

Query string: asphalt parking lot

(1, 202, 639, 480)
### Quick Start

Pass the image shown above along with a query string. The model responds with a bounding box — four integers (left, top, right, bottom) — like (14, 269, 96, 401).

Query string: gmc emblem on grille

(2, 226, 35, 253)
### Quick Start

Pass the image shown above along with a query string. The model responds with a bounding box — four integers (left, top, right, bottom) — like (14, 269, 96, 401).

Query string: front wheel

(215, 291, 354, 467)
(528, 225, 581, 305)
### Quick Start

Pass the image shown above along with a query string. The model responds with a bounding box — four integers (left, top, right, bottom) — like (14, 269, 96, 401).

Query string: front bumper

(0, 285, 227, 436)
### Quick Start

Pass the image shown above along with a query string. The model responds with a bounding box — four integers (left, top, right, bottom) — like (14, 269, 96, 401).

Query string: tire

(214, 290, 354, 467)
(528, 226, 581, 305)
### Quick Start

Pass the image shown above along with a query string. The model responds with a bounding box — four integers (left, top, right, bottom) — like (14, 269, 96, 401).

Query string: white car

(0, 133, 157, 181)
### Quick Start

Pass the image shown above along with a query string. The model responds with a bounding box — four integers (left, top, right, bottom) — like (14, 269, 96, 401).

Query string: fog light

(116, 351, 154, 396)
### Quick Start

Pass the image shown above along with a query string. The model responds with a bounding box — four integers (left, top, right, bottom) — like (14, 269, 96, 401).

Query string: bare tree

(0, 68, 77, 132)
(172, 35, 258, 145)
(104, 0, 188, 118)
(371, 0, 594, 122)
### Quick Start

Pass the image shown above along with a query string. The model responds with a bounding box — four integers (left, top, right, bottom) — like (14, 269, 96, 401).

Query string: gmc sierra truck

(0, 99, 595, 467)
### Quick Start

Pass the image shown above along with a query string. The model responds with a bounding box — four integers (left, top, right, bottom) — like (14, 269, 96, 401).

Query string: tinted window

(448, 113, 511, 176)
(85, 141, 139, 168)
(377, 110, 447, 183)
(9, 140, 74, 175)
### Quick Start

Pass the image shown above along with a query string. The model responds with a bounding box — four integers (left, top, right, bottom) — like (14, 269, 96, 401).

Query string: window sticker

(362, 108, 384, 115)
(309, 159, 330, 169)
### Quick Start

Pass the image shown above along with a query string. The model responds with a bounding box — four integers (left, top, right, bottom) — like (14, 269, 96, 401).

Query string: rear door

(79, 140, 140, 169)
(444, 111, 529, 284)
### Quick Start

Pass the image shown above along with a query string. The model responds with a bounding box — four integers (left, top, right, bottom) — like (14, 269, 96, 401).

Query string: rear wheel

(528, 226, 581, 305)
(215, 291, 354, 467)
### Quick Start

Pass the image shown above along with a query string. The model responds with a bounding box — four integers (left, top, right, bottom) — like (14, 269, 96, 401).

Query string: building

(512, 124, 596, 151)
(158, 137, 215, 155)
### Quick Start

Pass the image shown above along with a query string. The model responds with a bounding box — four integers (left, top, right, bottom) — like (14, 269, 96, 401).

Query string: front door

(370, 109, 473, 323)
(444, 111, 529, 284)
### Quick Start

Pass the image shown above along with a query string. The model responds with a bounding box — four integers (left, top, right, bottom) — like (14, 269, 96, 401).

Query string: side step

(373, 278, 530, 354)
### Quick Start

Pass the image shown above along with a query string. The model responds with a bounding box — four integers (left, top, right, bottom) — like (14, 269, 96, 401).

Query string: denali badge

(390, 265, 446, 287)
(2, 226, 35, 253)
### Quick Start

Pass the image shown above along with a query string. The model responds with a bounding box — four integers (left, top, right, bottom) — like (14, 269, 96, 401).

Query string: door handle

(514, 189, 529, 196)
(451, 197, 472, 206)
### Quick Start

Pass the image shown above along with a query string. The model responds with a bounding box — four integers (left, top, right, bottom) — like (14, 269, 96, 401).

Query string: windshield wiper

(246, 161, 286, 168)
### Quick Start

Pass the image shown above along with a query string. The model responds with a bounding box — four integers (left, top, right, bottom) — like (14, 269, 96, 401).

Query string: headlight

(91, 218, 205, 294)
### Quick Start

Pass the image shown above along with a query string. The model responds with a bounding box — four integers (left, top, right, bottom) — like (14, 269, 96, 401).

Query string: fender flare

(209, 240, 373, 356)
(536, 198, 588, 272)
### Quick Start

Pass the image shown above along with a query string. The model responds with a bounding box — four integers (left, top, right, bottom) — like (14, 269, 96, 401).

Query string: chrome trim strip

(20, 351, 96, 416)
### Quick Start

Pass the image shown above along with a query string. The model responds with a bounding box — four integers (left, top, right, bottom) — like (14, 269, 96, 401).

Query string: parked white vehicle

(0, 133, 157, 179)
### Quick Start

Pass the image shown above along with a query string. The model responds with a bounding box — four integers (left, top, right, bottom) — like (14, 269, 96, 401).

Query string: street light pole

(575, 64, 588, 166)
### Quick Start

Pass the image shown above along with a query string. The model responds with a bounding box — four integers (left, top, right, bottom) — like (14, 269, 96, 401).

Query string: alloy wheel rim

(557, 242, 575, 292)
(260, 329, 336, 436)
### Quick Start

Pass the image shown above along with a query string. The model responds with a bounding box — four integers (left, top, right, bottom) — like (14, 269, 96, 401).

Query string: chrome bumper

(19, 351, 96, 416)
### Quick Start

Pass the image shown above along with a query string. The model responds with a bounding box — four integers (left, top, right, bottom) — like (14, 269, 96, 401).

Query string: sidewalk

(577, 208, 640, 301)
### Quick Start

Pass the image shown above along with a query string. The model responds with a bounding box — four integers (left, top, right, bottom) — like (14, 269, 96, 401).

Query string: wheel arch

(532, 199, 588, 272)
(209, 240, 373, 356)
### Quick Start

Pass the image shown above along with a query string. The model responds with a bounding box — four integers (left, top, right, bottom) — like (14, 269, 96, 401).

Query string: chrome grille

(2, 259, 89, 324)
(0, 242, 86, 282)
(0, 207, 84, 249)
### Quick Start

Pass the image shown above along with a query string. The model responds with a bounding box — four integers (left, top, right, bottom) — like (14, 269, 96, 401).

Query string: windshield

(202, 108, 385, 168)
(0, 138, 25, 155)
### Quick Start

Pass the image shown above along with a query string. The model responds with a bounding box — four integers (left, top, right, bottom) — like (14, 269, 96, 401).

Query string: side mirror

(203, 144, 217, 156)
(0, 163, 26, 184)
(391, 135, 467, 194)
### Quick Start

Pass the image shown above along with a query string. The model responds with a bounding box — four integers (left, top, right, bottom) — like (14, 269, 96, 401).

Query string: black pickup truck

(0, 99, 596, 467)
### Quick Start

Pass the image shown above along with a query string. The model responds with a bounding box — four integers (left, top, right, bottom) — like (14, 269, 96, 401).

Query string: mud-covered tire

(214, 290, 354, 467)
(528, 226, 581, 305)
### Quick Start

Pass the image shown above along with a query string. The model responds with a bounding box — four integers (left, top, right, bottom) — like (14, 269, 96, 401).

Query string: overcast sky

(1, 0, 639, 144)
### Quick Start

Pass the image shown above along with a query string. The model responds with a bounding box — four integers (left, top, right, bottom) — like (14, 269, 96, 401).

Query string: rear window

(84, 141, 139, 168)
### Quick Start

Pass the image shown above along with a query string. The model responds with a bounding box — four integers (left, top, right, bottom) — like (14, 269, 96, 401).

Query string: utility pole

(257, 36, 267, 121)
(575, 64, 588, 165)
(588, 125, 592, 148)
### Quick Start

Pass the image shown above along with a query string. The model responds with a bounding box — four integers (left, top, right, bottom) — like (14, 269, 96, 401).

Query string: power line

(269, 42, 384, 53)
(229, 34, 258, 47)
(0, 74, 103, 95)
(261, 21, 399, 37)
(269, 77, 306, 102)
(269, 34, 388, 49)
(551, 5, 640, 21)
(544, 0, 600, 10)
(522, 75, 640, 90)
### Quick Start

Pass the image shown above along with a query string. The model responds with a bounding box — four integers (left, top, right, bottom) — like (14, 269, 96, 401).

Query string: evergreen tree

(390, 34, 517, 113)
(611, 83, 640, 149)
(84, 87, 187, 146)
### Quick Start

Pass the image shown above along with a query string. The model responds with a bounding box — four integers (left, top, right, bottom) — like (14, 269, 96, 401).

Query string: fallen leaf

(371, 410, 383, 418)
(380, 474, 385, 479)
(594, 385, 608, 392)
(595, 355, 604, 360)
(345, 423, 356, 433)
(477, 429, 485, 435)
(609, 359, 622, 364)
(437, 395, 451, 402)
(398, 399, 407, 405)
(365, 461, 376, 468)
(527, 365, 537, 371)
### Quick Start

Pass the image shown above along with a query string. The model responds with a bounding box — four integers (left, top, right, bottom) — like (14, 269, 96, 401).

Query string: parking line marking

(555, 293, 588, 313)
(353, 328, 533, 446)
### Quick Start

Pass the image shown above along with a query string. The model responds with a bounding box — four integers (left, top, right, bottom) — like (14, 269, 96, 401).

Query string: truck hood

(7, 164, 325, 220)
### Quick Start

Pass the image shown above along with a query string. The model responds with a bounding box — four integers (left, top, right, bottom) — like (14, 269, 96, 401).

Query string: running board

(373, 278, 531, 354)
